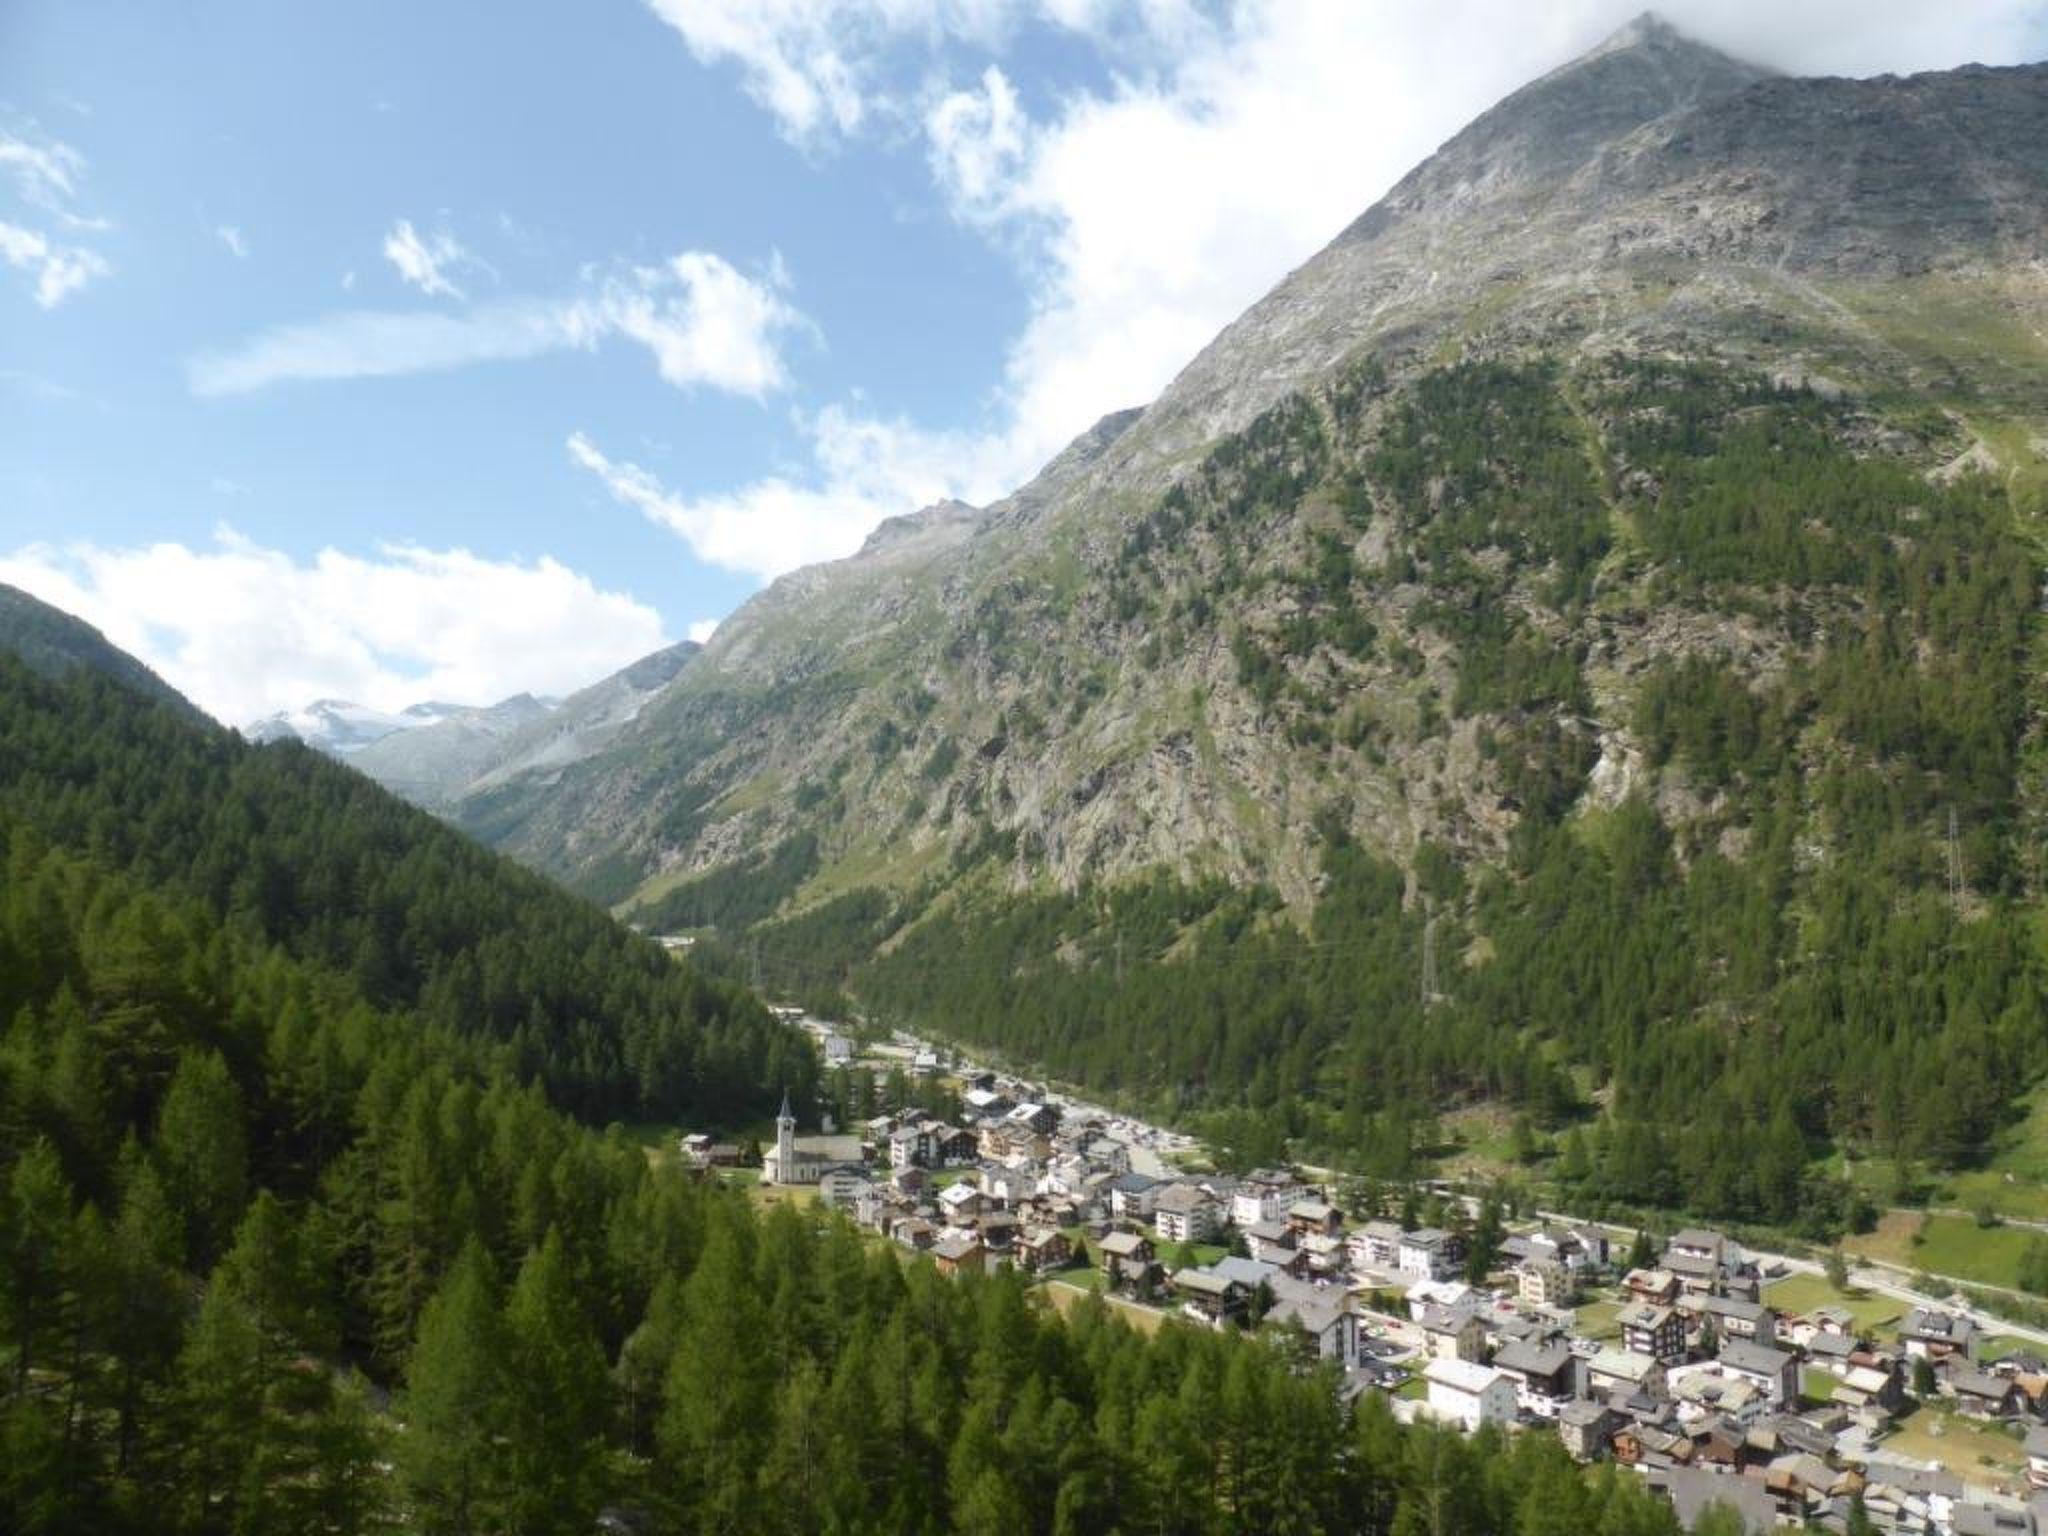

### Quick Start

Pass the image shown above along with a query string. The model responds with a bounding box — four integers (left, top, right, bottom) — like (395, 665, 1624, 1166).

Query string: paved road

(1527, 1204, 2048, 1352)
(1845, 1264, 2048, 1351)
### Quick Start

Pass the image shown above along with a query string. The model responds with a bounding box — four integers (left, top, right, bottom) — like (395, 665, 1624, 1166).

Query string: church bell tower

(773, 1090, 796, 1184)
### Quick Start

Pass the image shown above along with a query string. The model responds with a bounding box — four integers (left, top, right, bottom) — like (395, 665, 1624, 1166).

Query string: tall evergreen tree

(398, 1242, 511, 1536)
(503, 1229, 611, 1536)
(154, 1050, 248, 1268)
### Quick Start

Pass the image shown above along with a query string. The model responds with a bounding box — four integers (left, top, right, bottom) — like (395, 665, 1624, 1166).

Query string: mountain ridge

(0, 582, 203, 720)
(249, 639, 704, 812)
(455, 22, 2048, 910)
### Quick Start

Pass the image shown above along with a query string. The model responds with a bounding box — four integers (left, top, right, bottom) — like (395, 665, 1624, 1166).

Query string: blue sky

(4, 0, 2044, 723)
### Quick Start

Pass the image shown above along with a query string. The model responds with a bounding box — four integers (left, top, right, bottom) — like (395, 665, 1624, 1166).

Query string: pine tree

(155, 1050, 248, 1267)
(616, 1273, 683, 1452)
(2, 1139, 74, 1394)
(89, 1158, 185, 1477)
(659, 1208, 771, 1532)
(760, 1356, 828, 1536)
(1691, 1503, 1749, 1536)
(1556, 1127, 1591, 1185)
(168, 1279, 265, 1533)
(1465, 1194, 1505, 1283)
(398, 1241, 512, 1536)
(1626, 1225, 1656, 1272)
(304, 1370, 391, 1536)
(1514, 1440, 1595, 1536)
(503, 1230, 610, 1536)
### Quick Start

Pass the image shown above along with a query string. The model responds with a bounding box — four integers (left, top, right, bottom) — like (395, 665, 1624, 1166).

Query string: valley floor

(765, 1013, 2048, 1522)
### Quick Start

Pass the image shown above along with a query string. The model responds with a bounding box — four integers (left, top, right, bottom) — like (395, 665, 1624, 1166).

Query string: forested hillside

(697, 355, 2048, 1235)
(0, 623, 1718, 1534)
(0, 656, 813, 1123)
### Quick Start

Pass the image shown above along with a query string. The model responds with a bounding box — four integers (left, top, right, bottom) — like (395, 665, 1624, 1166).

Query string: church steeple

(772, 1089, 796, 1186)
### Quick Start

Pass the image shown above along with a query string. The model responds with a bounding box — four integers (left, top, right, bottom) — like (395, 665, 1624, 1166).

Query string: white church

(760, 1092, 864, 1186)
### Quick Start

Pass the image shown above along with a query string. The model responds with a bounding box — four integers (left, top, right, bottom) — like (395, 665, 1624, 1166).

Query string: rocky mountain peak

(857, 499, 985, 558)
(1346, 10, 1769, 241)
(1583, 11, 1707, 63)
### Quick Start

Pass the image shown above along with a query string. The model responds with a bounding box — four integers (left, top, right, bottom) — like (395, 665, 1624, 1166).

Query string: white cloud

(687, 617, 721, 644)
(0, 130, 81, 206)
(602, 250, 805, 394)
(926, 65, 1028, 217)
(382, 218, 469, 298)
(216, 224, 249, 259)
(0, 530, 670, 725)
(0, 220, 109, 308)
(0, 368, 84, 403)
(0, 126, 109, 306)
(569, 402, 1015, 581)
(641, 0, 1217, 143)
(642, 0, 893, 141)
(189, 251, 804, 397)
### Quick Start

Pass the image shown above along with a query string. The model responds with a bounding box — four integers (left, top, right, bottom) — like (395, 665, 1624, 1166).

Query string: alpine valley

(10, 10, 2048, 1533)
(261, 14, 2047, 1227)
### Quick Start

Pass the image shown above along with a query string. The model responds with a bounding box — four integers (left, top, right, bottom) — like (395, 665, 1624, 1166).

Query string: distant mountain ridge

(23, 17, 2040, 1207)
(246, 697, 489, 755)
(253, 639, 702, 812)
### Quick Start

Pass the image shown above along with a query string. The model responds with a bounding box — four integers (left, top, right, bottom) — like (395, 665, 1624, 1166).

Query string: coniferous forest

(0, 648, 1716, 1533)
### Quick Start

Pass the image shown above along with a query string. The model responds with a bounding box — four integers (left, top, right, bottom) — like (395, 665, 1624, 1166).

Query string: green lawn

(1845, 1212, 1926, 1271)
(1763, 1274, 1902, 1335)
(1835, 1083, 2048, 1224)
(1575, 1299, 1622, 1343)
(1041, 1277, 1166, 1336)
(1907, 1214, 2038, 1291)
(1882, 1405, 2029, 1483)
(1944, 1084, 2048, 1221)
(616, 1121, 680, 1168)
(1979, 1334, 2035, 1362)
(748, 1181, 816, 1211)
(1802, 1368, 1838, 1405)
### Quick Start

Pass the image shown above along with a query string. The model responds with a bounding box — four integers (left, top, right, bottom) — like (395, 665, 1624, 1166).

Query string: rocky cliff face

(450, 16, 2048, 932)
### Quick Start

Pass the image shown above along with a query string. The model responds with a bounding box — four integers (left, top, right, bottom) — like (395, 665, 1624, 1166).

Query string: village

(677, 1015, 2048, 1536)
